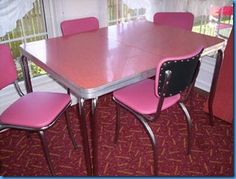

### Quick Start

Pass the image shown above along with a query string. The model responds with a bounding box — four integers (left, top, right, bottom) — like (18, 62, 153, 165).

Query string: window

(107, 0, 233, 37)
(0, 0, 47, 80)
(192, 5, 233, 37)
(108, 0, 146, 25)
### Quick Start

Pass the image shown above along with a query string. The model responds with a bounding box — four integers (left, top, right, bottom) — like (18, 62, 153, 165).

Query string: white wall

(44, 0, 108, 38)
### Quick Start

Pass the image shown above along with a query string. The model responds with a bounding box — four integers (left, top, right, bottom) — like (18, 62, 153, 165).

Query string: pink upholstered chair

(60, 17, 99, 36)
(0, 44, 78, 175)
(113, 47, 203, 175)
(153, 12, 194, 31)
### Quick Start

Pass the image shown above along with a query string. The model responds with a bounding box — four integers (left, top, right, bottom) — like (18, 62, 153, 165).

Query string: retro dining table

(19, 20, 225, 176)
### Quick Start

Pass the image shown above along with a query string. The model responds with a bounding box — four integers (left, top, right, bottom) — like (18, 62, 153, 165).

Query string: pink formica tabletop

(20, 20, 224, 99)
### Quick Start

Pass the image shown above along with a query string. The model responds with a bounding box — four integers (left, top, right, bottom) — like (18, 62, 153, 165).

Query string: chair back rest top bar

(153, 12, 194, 31)
(61, 17, 99, 36)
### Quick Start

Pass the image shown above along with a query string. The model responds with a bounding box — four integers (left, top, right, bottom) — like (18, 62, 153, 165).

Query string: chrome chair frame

(113, 49, 203, 175)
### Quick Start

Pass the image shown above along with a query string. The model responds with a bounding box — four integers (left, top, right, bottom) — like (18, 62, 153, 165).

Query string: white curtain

(122, 0, 233, 21)
(0, 0, 36, 37)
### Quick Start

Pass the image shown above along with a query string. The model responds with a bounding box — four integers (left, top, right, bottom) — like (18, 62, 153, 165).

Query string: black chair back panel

(158, 52, 202, 97)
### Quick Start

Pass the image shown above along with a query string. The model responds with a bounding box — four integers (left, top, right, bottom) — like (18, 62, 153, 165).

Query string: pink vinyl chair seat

(0, 92, 70, 129)
(113, 79, 180, 114)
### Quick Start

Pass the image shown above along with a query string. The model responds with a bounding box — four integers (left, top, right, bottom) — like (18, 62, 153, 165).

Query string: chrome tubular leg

(64, 110, 78, 149)
(178, 102, 192, 155)
(78, 98, 92, 176)
(38, 130, 55, 175)
(20, 55, 33, 93)
(208, 50, 223, 126)
(91, 98, 98, 176)
(136, 115, 158, 176)
(67, 88, 71, 95)
(114, 102, 121, 144)
(188, 88, 194, 115)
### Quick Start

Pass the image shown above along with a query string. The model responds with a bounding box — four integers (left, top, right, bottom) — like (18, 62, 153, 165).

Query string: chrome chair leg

(38, 130, 55, 175)
(64, 110, 78, 149)
(114, 103, 121, 144)
(178, 102, 192, 155)
(113, 100, 158, 175)
(136, 114, 158, 176)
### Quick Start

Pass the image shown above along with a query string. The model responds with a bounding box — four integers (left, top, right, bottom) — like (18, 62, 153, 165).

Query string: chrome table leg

(91, 98, 98, 175)
(20, 55, 33, 93)
(78, 98, 93, 176)
(208, 50, 223, 125)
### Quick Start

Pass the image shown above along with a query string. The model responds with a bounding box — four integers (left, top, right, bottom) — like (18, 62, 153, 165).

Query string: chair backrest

(0, 44, 17, 90)
(153, 12, 194, 31)
(155, 47, 203, 97)
(60, 17, 99, 36)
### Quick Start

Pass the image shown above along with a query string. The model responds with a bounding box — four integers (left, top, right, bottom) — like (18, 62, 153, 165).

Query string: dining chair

(113, 47, 204, 175)
(153, 12, 194, 31)
(0, 44, 78, 175)
(60, 17, 99, 36)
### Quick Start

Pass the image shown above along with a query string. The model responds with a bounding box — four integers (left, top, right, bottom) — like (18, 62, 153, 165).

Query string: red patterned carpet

(0, 89, 233, 176)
